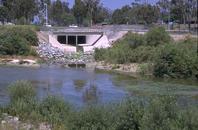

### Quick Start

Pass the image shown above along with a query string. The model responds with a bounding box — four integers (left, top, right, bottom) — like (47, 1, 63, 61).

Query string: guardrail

(40, 25, 197, 35)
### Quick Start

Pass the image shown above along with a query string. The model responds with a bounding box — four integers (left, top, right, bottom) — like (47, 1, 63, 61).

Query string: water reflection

(0, 66, 197, 106)
(73, 80, 87, 91)
(82, 84, 100, 104)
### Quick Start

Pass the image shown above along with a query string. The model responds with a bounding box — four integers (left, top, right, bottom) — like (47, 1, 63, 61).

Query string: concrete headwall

(49, 34, 76, 53)
(83, 35, 110, 53)
(46, 28, 126, 53)
(86, 35, 101, 45)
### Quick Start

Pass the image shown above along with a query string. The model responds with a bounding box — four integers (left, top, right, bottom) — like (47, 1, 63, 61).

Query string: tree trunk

(188, 15, 191, 32)
(183, 14, 186, 29)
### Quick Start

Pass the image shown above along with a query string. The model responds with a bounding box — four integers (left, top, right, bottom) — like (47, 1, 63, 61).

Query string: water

(0, 66, 197, 106)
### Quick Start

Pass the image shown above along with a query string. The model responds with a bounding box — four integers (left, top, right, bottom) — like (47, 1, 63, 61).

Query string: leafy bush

(94, 48, 108, 61)
(153, 40, 198, 79)
(130, 46, 156, 63)
(145, 27, 171, 46)
(0, 26, 38, 56)
(94, 28, 197, 80)
(106, 43, 132, 64)
(0, 26, 38, 46)
(94, 44, 156, 64)
(94, 30, 162, 64)
(121, 32, 145, 48)
(0, 35, 31, 55)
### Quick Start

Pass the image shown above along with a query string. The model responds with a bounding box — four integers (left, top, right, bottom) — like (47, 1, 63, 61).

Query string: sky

(65, 0, 158, 10)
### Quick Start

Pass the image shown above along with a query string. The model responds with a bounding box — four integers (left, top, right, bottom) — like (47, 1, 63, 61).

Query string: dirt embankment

(95, 61, 145, 76)
(0, 56, 40, 67)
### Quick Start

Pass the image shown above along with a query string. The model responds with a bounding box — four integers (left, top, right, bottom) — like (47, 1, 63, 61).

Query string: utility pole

(168, 0, 171, 30)
(44, 3, 48, 26)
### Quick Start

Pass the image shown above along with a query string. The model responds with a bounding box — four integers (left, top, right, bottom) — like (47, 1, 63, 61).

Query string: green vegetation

(0, 80, 197, 130)
(94, 27, 169, 64)
(0, 26, 38, 56)
(95, 27, 198, 79)
(154, 38, 198, 79)
(145, 27, 171, 46)
(95, 33, 156, 64)
(0, 0, 197, 31)
(8, 80, 36, 102)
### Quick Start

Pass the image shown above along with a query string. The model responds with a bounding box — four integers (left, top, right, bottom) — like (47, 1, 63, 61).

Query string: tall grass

(8, 80, 36, 102)
(0, 81, 197, 130)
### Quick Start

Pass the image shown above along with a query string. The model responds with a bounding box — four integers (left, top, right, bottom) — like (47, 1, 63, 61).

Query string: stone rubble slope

(0, 113, 51, 130)
(36, 42, 94, 65)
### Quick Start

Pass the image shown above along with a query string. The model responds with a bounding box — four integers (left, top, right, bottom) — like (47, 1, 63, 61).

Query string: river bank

(0, 57, 143, 78)
(0, 56, 40, 68)
(0, 113, 51, 130)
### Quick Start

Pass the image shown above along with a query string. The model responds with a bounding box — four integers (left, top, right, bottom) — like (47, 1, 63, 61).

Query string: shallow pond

(0, 66, 197, 106)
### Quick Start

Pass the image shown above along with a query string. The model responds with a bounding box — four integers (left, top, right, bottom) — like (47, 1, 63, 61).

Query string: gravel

(0, 113, 51, 130)
(37, 42, 94, 65)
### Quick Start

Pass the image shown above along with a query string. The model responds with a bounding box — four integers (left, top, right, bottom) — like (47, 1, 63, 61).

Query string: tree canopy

(0, 0, 197, 28)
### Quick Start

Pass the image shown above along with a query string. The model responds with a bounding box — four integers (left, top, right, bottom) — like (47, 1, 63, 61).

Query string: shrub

(106, 43, 132, 64)
(18, 27, 38, 46)
(0, 35, 31, 55)
(94, 31, 164, 64)
(94, 44, 156, 64)
(130, 46, 156, 63)
(0, 26, 38, 56)
(145, 27, 171, 46)
(95, 43, 131, 64)
(0, 26, 38, 46)
(121, 32, 145, 48)
(94, 48, 108, 61)
(139, 63, 154, 75)
(153, 41, 197, 79)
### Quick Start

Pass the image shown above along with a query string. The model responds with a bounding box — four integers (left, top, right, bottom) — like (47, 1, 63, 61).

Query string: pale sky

(64, 0, 158, 10)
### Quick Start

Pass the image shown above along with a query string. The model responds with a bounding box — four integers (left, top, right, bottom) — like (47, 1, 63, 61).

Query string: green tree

(112, 3, 160, 25)
(137, 4, 160, 25)
(0, 6, 8, 24)
(158, 0, 197, 30)
(112, 5, 131, 24)
(4, 0, 39, 24)
(83, 0, 100, 26)
(50, 0, 74, 26)
(73, 0, 87, 25)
